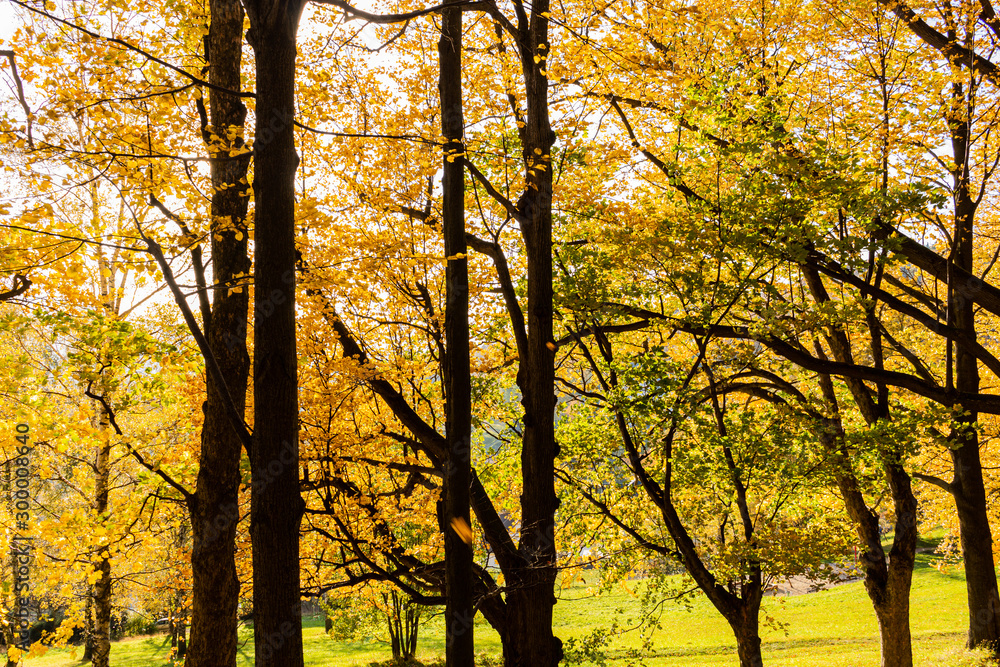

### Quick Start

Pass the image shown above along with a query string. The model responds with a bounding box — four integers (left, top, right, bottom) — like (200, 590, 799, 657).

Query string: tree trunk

(405, 602, 419, 658)
(881, 463, 917, 667)
(244, 3, 306, 667)
(807, 272, 919, 667)
(176, 616, 187, 660)
(504, 2, 561, 664)
(82, 589, 93, 661)
(439, 7, 474, 667)
(389, 606, 401, 661)
(949, 94, 1000, 655)
(833, 459, 916, 667)
(952, 440, 1000, 651)
(731, 610, 763, 667)
(170, 599, 177, 648)
(873, 594, 912, 667)
(185, 0, 252, 664)
(91, 402, 112, 667)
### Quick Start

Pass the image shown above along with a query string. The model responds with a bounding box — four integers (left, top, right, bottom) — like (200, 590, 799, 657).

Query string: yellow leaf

(450, 517, 473, 544)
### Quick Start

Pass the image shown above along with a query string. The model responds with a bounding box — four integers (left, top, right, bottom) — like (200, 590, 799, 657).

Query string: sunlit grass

(20, 553, 995, 666)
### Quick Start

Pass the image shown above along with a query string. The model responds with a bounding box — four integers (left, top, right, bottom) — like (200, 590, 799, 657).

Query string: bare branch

(0, 50, 33, 148)
(313, 0, 487, 23)
(0, 274, 31, 301)
(876, 0, 1000, 84)
(141, 235, 253, 455)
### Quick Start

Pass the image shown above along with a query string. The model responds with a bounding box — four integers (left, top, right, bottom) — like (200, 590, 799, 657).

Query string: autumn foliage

(2, 0, 1000, 666)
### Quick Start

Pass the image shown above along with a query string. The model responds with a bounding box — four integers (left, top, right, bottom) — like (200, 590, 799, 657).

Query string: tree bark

(439, 7, 474, 667)
(837, 461, 916, 667)
(90, 398, 112, 667)
(806, 258, 919, 667)
(82, 589, 94, 662)
(185, 0, 252, 664)
(244, 3, 306, 666)
(731, 609, 763, 667)
(949, 88, 1000, 655)
(503, 3, 561, 664)
(872, 584, 913, 667)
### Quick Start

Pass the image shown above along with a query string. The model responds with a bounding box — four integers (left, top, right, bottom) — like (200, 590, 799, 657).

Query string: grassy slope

(22, 554, 993, 666)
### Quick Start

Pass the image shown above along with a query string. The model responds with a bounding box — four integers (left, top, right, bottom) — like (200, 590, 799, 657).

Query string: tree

(183, 0, 253, 663)
(438, 5, 474, 664)
(324, 584, 425, 663)
(241, 2, 306, 665)
(563, 0, 1000, 656)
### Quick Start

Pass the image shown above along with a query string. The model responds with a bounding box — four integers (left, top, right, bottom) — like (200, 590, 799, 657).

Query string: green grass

(21, 554, 996, 666)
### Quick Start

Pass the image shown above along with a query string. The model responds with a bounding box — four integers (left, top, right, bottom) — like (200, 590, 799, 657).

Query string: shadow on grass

(595, 630, 968, 660)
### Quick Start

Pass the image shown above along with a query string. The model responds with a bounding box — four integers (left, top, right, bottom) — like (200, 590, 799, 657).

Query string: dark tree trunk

(953, 439, 1000, 651)
(82, 589, 94, 661)
(185, 0, 252, 664)
(91, 403, 112, 667)
(839, 461, 916, 667)
(731, 607, 763, 667)
(949, 92, 1000, 655)
(503, 3, 560, 664)
(176, 616, 187, 660)
(439, 7, 474, 667)
(806, 261, 919, 667)
(386, 592, 419, 662)
(244, 3, 306, 667)
(406, 601, 420, 658)
(877, 463, 917, 667)
(170, 597, 178, 648)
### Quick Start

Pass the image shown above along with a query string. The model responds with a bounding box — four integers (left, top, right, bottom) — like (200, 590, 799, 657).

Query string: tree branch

(141, 236, 253, 455)
(0, 274, 31, 301)
(0, 50, 33, 148)
(10, 1, 255, 98)
(84, 383, 194, 502)
(876, 0, 1000, 84)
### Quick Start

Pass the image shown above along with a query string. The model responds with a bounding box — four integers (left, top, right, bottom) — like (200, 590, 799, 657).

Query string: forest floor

(20, 551, 999, 667)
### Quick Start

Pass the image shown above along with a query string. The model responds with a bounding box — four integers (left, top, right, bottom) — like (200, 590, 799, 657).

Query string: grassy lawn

(20, 553, 996, 666)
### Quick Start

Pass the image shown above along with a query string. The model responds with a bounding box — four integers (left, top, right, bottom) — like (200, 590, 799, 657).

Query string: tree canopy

(2, 0, 1000, 666)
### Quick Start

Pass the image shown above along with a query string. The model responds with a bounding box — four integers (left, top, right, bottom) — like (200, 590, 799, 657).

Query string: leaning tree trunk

(185, 0, 252, 664)
(244, 3, 306, 667)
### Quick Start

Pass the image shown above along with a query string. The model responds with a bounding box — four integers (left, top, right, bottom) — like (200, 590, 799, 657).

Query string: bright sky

(0, 3, 13, 40)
